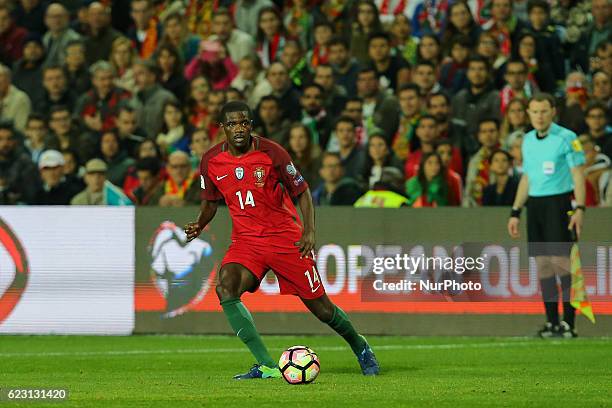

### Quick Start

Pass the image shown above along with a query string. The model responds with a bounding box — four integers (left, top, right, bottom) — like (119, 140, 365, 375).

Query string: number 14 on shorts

(304, 267, 321, 293)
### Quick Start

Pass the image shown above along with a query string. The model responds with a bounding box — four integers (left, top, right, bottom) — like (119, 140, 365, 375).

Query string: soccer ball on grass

(278, 346, 320, 384)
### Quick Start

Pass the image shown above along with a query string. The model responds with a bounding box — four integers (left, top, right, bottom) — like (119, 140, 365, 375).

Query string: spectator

(0, 6, 27, 65)
(361, 132, 403, 188)
(356, 67, 400, 143)
(412, 60, 441, 98)
(405, 152, 453, 207)
(300, 83, 332, 149)
(255, 95, 290, 145)
(557, 71, 588, 134)
(439, 35, 470, 96)
(130, 156, 162, 205)
(286, 123, 321, 188)
(162, 11, 201, 64)
(514, 32, 555, 93)
(500, 59, 537, 115)
(570, 0, 611, 71)
(392, 83, 423, 160)
(307, 21, 334, 69)
(252, 62, 301, 121)
(374, 0, 413, 26)
(75, 61, 131, 133)
(312, 151, 363, 205)
(32, 149, 82, 204)
(43, 3, 81, 66)
(234, 0, 275, 38)
(411, 0, 449, 38)
(201, 89, 225, 143)
(314, 63, 348, 118)
(48, 105, 94, 162)
(452, 56, 501, 138)
(435, 139, 463, 205)
(526, 0, 565, 89)
(591, 71, 611, 118)
(84, 2, 122, 65)
(71, 158, 132, 205)
(189, 128, 211, 169)
(404, 114, 462, 179)
(0, 64, 31, 133)
(328, 36, 361, 97)
(283, 0, 314, 48)
(130, 58, 177, 138)
(156, 43, 188, 102)
(151, 150, 200, 207)
(482, 0, 527, 58)
(415, 34, 442, 67)
(208, 8, 254, 66)
(354, 167, 409, 207)
(11, 34, 45, 103)
(584, 101, 612, 159)
(463, 118, 502, 207)
(231, 55, 264, 107)
(368, 31, 411, 93)
(508, 132, 524, 175)
(500, 97, 529, 147)
(13, 0, 47, 35)
(24, 113, 57, 164)
(256, 6, 288, 68)
(579, 134, 610, 206)
(115, 104, 146, 158)
(279, 39, 310, 89)
(476, 32, 507, 88)
(335, 116, 367, 180)
(186, 76, 210, 129)
(350, 0, 383, 66)
(184, 40, 238, 90)
(99, 129, 134, 187)
(61, 148, 84, 189)
(390, 14, 419, 65)
(482, 149, 519, 206)
(63, 40, 91, 96)
(128, 0, 161, 59)
(327, 97, 371, 153)
(110, 37, 136, 93)
(440, 2, 481, 54)
(34, 65, 75, 116)
(0, 121, 39, 204)
(157, 99, 192, 155)
(427, 92, 474, 163)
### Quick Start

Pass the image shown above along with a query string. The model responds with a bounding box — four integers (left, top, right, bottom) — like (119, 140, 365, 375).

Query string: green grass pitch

(1, 335, 611, 407)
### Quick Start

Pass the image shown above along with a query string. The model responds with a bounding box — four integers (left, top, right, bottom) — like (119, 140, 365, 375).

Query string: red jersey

(199, 136, 308, 251)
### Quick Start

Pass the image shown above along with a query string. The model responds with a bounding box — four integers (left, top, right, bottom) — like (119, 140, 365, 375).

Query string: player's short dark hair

(136, 157, 161, 176)
(368, 31, 391, 46)
(328, 36, 350, 50)
(527, 0, 550, 14)
(335, 115, 356, 130)
(478, 117, 500, 130)
(488, 149, 513, 164)
(397, 83, 421, 96)
(528, 92, 556, 109)
(428, 91, 450, 106)
(220, 101, 253, 122)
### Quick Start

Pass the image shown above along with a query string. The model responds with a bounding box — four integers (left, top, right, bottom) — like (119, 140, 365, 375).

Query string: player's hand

(184, 222, 202, 242)
(296, 229, 315, 258)
(568, 210, 583, 239)
(507, 217, 520, 239)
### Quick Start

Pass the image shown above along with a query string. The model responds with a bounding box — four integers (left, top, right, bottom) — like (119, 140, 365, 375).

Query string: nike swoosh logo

(216, 175, 228, 180)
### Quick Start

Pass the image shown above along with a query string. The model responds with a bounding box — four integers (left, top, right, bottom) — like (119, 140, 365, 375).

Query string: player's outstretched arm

(184, 199, 218, 242)
(296, 188, 315, 258)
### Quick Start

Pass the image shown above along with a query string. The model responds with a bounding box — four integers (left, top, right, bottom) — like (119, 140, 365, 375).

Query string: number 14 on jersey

(236, 190, 255, 209)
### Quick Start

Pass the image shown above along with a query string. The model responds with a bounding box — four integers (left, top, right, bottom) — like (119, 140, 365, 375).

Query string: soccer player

(184, 101, 380, 379)
(507, 93, 586, 338)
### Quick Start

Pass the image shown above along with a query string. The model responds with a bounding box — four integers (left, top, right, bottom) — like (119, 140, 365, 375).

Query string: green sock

(220, 298, 276, 368)
(327, 305, 367, 355)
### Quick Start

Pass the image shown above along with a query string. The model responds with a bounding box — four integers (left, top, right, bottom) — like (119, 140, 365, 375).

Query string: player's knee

(215, 280, 241, 301)
(310, 302, 334, 322)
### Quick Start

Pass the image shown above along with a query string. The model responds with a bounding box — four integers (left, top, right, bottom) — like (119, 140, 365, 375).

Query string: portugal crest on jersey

(235, 167, 244, 180)
(254, 166, 265, 187)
